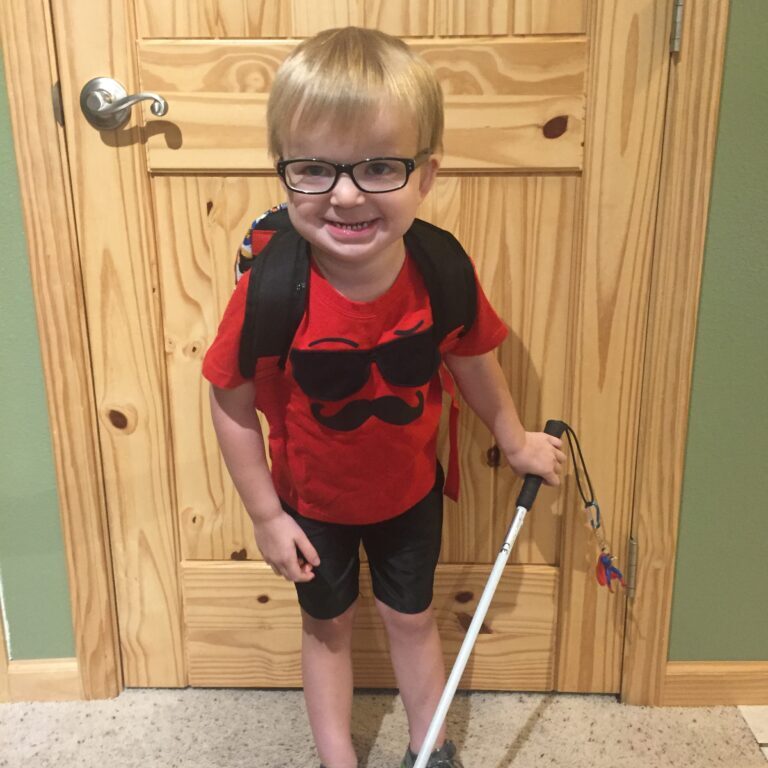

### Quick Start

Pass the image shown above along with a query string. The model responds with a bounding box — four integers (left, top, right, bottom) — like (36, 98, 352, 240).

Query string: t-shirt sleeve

(202, 270, 251, 389)
(442, 263, 508, 356)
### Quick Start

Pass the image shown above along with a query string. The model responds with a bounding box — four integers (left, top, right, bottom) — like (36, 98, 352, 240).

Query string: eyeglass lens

(284, 158, 409, 193)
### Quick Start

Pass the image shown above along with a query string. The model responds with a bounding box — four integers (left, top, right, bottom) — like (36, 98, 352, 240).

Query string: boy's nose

(330, 172, 365, 206)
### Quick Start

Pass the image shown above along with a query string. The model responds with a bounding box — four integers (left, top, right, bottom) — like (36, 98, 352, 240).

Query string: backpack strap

(238, 224, 309, 378)
(405, 219, 478, 502)
(405, 219, 477, 342)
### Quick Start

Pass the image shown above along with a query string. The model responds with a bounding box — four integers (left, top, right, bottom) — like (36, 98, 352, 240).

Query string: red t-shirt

(203, 249, 507, 524)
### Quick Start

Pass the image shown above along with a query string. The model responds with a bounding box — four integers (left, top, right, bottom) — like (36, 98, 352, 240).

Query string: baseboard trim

(5, 657, 767, 705)
(6, 658, 84, 702)
(663, 661, 768, 705)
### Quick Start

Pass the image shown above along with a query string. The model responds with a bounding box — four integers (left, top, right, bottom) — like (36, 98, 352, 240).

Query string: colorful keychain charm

(563, 427, 625, 592)
(596, 550, 626, 592)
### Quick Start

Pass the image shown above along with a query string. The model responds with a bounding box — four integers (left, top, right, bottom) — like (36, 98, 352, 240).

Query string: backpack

(236, 204, 478, 379)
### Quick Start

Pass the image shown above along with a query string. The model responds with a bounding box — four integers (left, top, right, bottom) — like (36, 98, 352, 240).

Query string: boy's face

(278, 109, 440, 271)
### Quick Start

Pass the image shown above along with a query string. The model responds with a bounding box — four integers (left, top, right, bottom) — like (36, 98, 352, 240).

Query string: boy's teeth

(335, 220, 370, 230)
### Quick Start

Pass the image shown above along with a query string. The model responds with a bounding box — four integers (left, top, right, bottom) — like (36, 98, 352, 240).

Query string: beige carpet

(0, 688, 765, 768)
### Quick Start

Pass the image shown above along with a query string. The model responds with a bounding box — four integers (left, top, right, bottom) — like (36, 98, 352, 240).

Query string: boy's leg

(376, 600, 446, 753)
(281, 503, 363, 768)
(302, 601, 358, 768)
(361, 466, 446, 754)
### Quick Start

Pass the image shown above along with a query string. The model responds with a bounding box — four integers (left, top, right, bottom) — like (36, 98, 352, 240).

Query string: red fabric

(438, 365, 461, 501)
(203, 251, 507, 524)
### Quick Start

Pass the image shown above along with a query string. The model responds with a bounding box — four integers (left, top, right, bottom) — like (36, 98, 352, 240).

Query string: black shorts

(281, 465, 444, 620)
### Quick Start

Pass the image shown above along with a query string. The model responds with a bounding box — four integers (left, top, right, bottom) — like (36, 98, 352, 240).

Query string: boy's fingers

(273, 533, 319, 583)
(289, 564, 315, 582)
(295, 532, 320, 567)
(275, 557, 315, 583)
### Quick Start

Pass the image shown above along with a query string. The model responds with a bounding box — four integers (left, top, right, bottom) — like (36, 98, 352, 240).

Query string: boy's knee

(377, 601, 435, 638)
(301, 601, 358, 643)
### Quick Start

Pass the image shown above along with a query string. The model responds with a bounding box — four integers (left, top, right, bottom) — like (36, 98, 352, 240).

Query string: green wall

(0, 52, 75, 660)
(667, 0, 768, 660)
(0, 2, 766, 664)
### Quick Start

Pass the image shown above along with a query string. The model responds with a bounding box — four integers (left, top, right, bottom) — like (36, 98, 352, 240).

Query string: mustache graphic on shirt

(310, 391, 425, 431)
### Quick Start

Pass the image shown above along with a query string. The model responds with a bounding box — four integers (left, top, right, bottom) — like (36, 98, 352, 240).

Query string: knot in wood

(543, 115, 569, 139)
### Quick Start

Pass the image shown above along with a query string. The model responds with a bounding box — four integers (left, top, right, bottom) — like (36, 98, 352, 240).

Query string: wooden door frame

(621, 0, 730, 704)
(0, 0, 728, 704)
(1, 0, 121, 699)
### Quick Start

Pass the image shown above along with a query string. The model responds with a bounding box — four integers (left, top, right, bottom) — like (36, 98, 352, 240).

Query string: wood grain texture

(49, 0, 185, 687)
(136, 0, 363, 38)
(663, 662, 768, 706)
(0, 0, 121, 698)
(137, 38, 585, 172)
(6, 659, 83, 702)
(183, 561, 557, 690)
(357, 564, 559, 690)
(555, 0, 672, 694)
(152, 176, 283, 561)
(436, 0, 509, 36)
(513, 0, 586, 34)
(136, 0, 582, 38)
(138, 0, 293, 38)
(422, 176, 579, 565)
(365, 0, 434, 37)
(291, 0, 361, 35)
(183, 562, 303, 686)
(622, 0, 730, 706)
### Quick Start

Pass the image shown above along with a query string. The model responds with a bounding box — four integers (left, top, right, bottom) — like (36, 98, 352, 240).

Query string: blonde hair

(267, 27, 444, 159)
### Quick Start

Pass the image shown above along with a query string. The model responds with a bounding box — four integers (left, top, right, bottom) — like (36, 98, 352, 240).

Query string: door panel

(137, 38, 586, 173)
(556, 0, 671, 692)
(50, 0, 186, 688)
(51, 0, 672, 691)
(184, 562, 557, 690)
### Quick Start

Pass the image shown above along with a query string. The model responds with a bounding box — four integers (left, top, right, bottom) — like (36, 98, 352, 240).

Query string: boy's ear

(418, 154, 441, 199)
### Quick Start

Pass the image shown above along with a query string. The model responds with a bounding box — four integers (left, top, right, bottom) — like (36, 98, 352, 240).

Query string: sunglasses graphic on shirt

(289, 329, 441, 402)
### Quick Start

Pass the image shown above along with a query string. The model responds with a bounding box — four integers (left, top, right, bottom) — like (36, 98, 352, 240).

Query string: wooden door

(49, 0, 673, 692)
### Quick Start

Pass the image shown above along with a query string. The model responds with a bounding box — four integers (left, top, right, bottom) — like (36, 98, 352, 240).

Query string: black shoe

(400, 739, 464, 767)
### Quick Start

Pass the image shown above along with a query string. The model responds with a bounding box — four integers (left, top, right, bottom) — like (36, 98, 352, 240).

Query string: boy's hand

(251, 511, 320, 583)
(504, 431, 566, 486)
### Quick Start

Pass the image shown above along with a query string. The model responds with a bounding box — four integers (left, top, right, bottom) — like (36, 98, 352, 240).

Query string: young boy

(203, 26, 564, 768)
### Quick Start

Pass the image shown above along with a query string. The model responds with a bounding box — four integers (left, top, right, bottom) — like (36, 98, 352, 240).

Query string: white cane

(413, 420, 566, 768)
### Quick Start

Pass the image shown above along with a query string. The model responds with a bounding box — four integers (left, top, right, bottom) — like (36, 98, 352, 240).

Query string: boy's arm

(209, 382, 319, 581)
(445, 351, 565, 485)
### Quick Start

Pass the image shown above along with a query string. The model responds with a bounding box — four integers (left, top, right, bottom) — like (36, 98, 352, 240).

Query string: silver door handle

(80, 77, 168, 130)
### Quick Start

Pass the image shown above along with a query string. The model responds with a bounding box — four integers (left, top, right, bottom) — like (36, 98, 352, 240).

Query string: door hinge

(626, 536, 638, 598)
(51, 80, 64, 127)
(670, 0, 684, 54)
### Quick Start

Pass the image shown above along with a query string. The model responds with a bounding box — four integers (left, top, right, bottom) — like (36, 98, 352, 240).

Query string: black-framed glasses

(276, 150, 431, 195)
